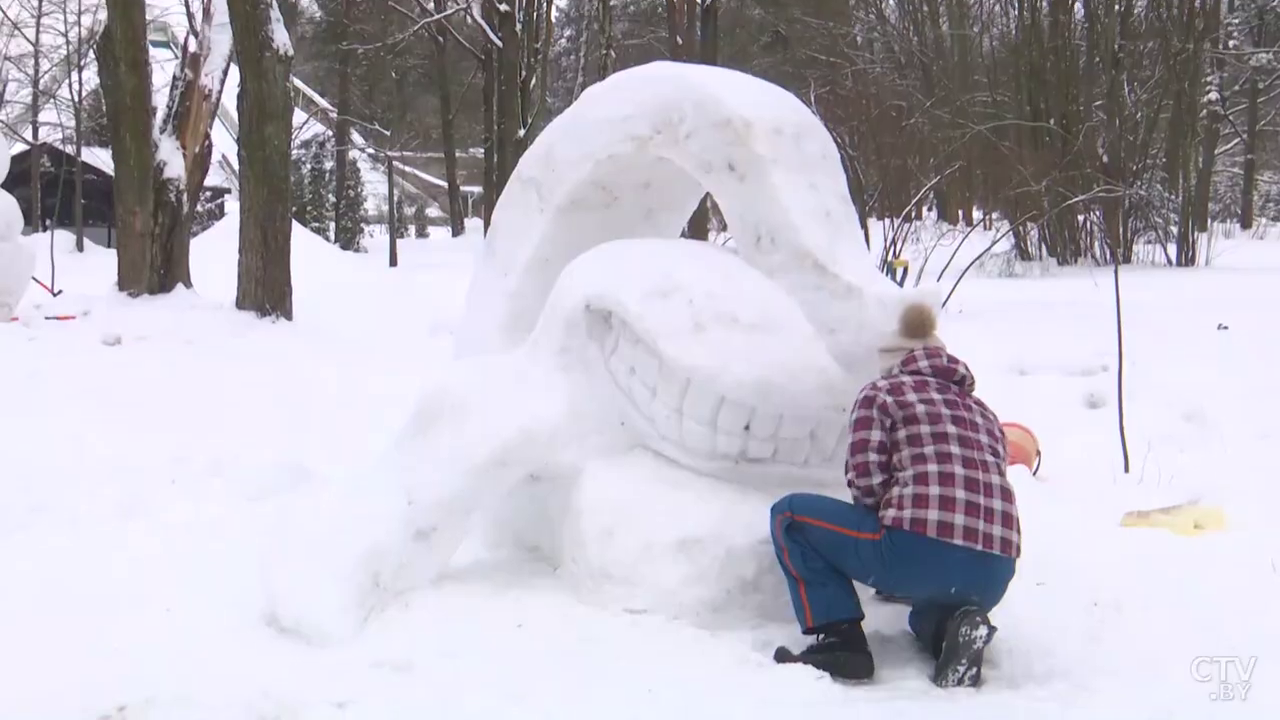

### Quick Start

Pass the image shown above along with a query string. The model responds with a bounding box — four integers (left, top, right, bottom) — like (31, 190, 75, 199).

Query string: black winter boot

(930, 606, 996, 688)
(773, 620, 875, 681)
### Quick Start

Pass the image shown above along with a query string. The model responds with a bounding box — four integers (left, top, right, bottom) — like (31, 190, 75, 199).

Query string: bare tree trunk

(946, 0, 974, 226)
(537, 0, 554, 127)
(387, 51, 402, 267)
(494, 0, 520, 196)
(682, 0, 697, 62)
(29, 0, 45, 234)
(572, 0, 595, 99)
(598, 0, 612, 78)
(99, 0, 234, 294)
(517, 0, 538, 156)
(1240, 77, 1260, 229)
(431, 0, 465, 236)
(151, 1, 234, 292)
(1193, 0, 1223, 233)
(481, 0, 497, 230)
(98, 1, 155, 293)
(1240, 16, 1263, 230)
(663, 0, 683, 59)
(333, 0, 355, 249)
(228, 0, 295, 320)
(1172, 0, 1203, 268)
(72, 0, 87, 252)
(682, 0, 717, 241)
(387, 151, 398, 267)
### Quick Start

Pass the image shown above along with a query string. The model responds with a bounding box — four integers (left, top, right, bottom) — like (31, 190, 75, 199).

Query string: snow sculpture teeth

(655, 364, 689, 410)
(597, 309, 851, 469)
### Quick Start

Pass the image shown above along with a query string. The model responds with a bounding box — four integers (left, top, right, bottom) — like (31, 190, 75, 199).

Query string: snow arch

(455, 61, 898, 369)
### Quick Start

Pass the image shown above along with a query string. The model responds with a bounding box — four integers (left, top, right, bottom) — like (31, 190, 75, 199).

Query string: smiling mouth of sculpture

(591, 308, 852, 476)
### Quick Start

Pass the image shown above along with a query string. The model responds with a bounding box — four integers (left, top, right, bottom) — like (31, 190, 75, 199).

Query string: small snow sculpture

(0, 136, 35, 320)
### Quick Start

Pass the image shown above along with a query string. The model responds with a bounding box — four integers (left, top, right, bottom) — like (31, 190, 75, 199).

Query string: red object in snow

(7, 314, 79, 322)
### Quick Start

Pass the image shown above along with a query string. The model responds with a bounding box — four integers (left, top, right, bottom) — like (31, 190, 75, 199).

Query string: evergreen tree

(394, 196, 409, 239)
(291, 140, 312, 228)
(305, 136, 334, 240)
(336, 154, 367, 251)
(413, 202, 427, 238)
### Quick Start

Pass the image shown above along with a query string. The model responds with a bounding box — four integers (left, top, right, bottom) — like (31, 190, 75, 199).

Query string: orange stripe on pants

(771, 510, 883, 632)
(773, 512, 814, 628)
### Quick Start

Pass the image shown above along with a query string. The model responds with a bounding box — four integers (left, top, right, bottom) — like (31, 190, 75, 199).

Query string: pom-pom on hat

(877, 301, 946, 373)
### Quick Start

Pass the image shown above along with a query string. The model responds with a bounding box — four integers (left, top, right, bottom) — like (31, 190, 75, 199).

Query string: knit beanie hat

(876, 302, 945, 374)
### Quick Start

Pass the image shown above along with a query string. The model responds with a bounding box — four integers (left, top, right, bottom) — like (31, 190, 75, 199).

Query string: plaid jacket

(846, 346, 1021, 558)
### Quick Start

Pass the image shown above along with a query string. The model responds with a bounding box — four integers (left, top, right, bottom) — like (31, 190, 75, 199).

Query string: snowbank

(1, 212, 1279, 716)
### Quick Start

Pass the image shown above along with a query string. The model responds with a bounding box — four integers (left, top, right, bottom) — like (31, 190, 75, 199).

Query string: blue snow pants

(770, 492, 1016, 649)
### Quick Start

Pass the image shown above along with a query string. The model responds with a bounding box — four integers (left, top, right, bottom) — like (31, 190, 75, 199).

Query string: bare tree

(493, 0, 518, 194)
(380, 0, 474, 236)
(98, 0, 233, 294)
(227, 0, 295, 319)
(657, 0, 718, 241)
(480, 0, 496, 228)
(430, 0, 467, 236)
(386, 147, 397, 266)
(598, 0, 612, 79)
(28, 0, 45, 234)
(56, 0, 100, 252)
(332, 0, 358, 250)
(97, 0, 155, 291)
(0, 0, 55, 232)
(0, 0, 103, 253)
(474, 0, 554, 224)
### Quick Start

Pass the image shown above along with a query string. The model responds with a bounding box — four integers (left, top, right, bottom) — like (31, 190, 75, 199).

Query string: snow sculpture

(0, 137, 34, 320)
(263, 62, 937, 645)
(454, 60, 937, 485)
(458, 61, 907, 374)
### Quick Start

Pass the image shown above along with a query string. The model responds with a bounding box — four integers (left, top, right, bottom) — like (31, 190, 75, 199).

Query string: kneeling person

(770, 303, 1020, 688)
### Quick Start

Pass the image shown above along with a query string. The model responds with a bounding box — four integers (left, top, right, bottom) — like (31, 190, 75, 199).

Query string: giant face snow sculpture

(458, 60, 927, 483)
(0, 137, 35, 320)
(262, 62, 935, 645)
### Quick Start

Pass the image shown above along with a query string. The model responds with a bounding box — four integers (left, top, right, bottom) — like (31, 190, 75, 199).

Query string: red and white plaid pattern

(846, 346, 1021, 558)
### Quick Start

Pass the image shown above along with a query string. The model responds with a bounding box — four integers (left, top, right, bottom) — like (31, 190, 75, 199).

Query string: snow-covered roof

(4, 140, 232, 191)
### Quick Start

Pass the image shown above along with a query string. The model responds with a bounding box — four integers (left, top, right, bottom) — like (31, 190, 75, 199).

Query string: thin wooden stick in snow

(1112, 252, 1132, 473)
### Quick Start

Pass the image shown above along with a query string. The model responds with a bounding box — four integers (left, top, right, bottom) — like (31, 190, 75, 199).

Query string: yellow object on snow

(1120, 502, 1226, 536)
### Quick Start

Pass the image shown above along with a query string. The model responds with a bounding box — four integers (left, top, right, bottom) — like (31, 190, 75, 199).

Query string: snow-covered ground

(0, 217, 1275, 718)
